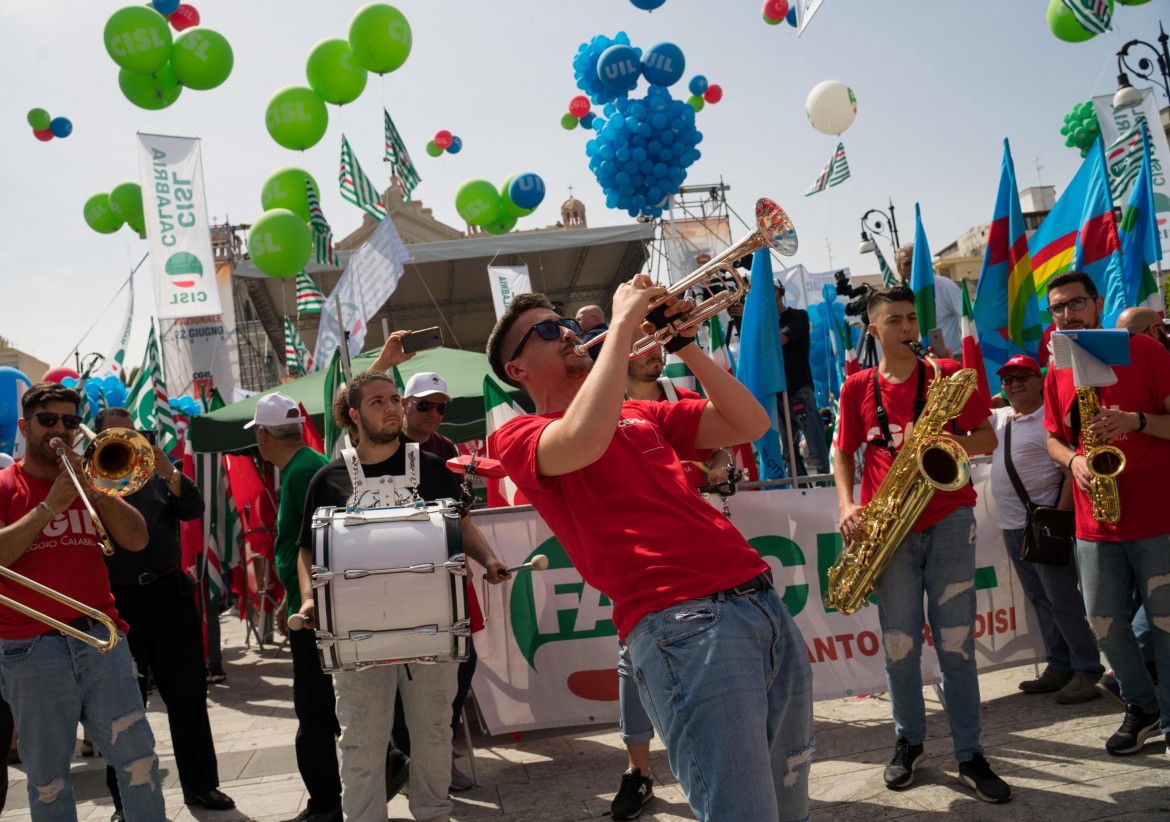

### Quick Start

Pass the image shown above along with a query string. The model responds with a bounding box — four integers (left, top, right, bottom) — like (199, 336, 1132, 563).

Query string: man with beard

(0, 382, 165, 819)
(295, 367, 510, 822)
(1043, 271, 1170, 756)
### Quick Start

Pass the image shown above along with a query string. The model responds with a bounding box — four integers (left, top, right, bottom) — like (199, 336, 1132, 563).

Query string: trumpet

(0, 566, 120, 652)
(574, 197, 798, 359)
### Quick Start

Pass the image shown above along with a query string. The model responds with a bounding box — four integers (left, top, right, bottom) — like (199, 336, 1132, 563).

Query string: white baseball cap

(244, 392, 305, 429)
(403, 372, 449, 400)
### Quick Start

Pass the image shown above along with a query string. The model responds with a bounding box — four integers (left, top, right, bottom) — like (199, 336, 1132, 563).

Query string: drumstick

(502, 554, 549, 575)
(287, 612, 312, 631)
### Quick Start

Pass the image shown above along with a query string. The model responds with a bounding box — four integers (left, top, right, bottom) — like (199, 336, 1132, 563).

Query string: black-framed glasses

(509, 318, 582, 362)
(1049, 296, 1090, 316)
(412, 400, 448, 415)
(1000, 373, 1036, 387)
(28, 412, 83, 430)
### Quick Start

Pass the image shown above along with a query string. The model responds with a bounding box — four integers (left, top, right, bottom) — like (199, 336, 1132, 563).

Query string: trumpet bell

(82, 428, 155, 497)
(756, 198, 798, 257)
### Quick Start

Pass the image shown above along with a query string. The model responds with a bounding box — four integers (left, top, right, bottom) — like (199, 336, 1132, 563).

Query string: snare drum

(309, 501, 470, 672)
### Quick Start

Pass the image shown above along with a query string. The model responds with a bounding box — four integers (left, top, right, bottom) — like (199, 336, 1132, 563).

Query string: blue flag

(1107, 123, 1164, 324)
(910, 203, 935, 346)
(735, 248, 787, 480)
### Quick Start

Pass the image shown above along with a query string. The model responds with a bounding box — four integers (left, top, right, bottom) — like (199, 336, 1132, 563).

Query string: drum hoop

(319, 519, 341, 671)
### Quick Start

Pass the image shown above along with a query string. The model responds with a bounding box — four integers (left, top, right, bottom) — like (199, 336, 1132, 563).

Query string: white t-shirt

(990, 404, 1062, 530)
(0, 454, 12, 469)
(933, 276, 964, 357)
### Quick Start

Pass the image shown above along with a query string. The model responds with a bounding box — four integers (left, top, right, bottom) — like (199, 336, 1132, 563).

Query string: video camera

(834, 269, 875, 323)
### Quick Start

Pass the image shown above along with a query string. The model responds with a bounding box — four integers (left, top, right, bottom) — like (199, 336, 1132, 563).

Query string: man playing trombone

(0, 382, 165, 820)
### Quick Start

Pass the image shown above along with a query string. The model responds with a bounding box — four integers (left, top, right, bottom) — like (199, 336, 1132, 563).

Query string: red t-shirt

(0, 463, 125, 639)
(491, 399, 768, 640)
(834, 359, 989, 531)
(658, 385, 711, 487)
(1043, 332, 1170, 542)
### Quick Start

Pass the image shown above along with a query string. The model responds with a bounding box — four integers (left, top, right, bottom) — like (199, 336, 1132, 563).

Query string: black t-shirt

(779, 306, 814, 393)
(298, 445, 461, 551)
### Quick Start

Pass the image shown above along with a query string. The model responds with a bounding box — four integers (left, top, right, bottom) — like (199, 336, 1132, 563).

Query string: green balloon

(560, 113, 578, 130)
(265, 86, 329, 151)
(348, 3, 413, 75)
(104, 6, 173, 75)
(425, 140, 442, 157)
(248, 209, 313, 278)
(306, 38, 368, 106)
(687, 94, 705, 112)
(1116, 0, 1151, 5)
(1047, 0, 1101, 43)
(118, 63, 182, 110)
(84, 194, 125, 235)
(454, 179, 501, 226)
(483, 212, 518, 236)
(27, 108, 51, 130)
(499, 176, 533, 219)
(108, 183, 144, 230)
(171, 28, 234, 91)
(260, 167, 320, 221)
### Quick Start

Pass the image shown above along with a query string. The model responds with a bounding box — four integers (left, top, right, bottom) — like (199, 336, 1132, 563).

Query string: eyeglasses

(509, 318, 582, 362)
(1000, 373, 1036, 387)
(28, 412, 83, 430)
(1048, 296, 1091, 316)
(412, 400, 448, 415)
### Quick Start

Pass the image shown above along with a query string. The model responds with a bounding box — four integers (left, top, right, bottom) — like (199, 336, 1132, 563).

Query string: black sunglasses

(29, 412, 83, 430)
(412, 400, 448, 415)
(1000, 373, 1036, 387)
(509, 318, 582, 362)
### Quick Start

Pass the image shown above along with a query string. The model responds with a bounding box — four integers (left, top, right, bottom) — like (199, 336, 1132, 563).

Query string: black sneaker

(883, 737, 925, 790)
(1105, 705, 1161, 755)
(958, 753, 1011, 803)
(610, 767, 653, 820)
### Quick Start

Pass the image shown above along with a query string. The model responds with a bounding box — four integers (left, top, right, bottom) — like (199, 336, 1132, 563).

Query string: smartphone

(141, 430, 157, 446)
(927, 327, 948, 357)
(400, 326, 444, 354)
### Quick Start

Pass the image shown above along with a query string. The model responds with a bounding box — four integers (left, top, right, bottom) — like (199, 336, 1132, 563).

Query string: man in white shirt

(896, 244, 963, 356)
(990, 355, 1102, 703)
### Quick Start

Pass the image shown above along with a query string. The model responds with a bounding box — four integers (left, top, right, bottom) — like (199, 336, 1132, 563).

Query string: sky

(0, 0, 1166, 372)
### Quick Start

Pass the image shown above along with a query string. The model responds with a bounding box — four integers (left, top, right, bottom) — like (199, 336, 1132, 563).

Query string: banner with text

(1093, 88, 1170, 249)
(137, 133, 223, 319)
(469, 468, 1045, 735)
(158, 316, 237, 401)
(487, 265, 532, 320)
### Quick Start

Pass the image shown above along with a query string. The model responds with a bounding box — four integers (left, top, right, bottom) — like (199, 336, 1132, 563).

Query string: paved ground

(4, 614, 1168, 821)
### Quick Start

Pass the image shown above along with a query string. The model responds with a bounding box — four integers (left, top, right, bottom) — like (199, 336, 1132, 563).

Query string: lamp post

(857, 199, 901, 256)
(1113, 23, 1170, 110)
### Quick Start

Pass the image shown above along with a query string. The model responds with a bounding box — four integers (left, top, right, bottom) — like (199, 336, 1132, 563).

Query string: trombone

(574, 197, 798, 359)
(0, 566, 120, 653)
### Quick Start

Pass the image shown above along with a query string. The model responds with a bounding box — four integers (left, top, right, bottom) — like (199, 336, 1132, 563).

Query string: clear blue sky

(0, 0, 1165, 369)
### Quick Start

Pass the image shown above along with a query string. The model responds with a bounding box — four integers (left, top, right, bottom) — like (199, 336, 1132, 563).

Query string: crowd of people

(0, 263, 1167, 822)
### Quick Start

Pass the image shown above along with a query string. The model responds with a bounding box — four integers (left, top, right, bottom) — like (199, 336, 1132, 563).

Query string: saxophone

(1075, 386, 1125, 525)
(824, 349, 978, 616)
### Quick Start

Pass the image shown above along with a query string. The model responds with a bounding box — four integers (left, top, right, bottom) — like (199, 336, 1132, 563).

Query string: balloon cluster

(60, 374, 128, 410)
(454, 173, 546, 235)
(561, 95, 596, 131)
(27, 109, 72, 142)
(84, 183, 145, 237)
(266, 4, 412, 151)
(104, 4, 233, 111)
(685, 76, 723, 112)
(426, 130, 463, 157)
(0, 367, 32, 456)
(169, 395, 203, 417)
(763, 0, 798, 26)
(1060, 101, 1101, 157)
(805, 80, 857, 136)
(1047, 0, 1151, 44)
(249, 168, 318, 278)
(572, 33, 642, 106)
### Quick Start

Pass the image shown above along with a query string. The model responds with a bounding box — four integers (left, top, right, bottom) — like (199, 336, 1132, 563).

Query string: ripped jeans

(876, 506, 982, 762)
(625, 586, 813, 822)
(0, 626, 164, 821)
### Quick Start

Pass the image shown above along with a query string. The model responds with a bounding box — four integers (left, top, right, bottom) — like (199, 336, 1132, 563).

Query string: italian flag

(484, 374, 528, 507)
(709, 314, 736, 374)
(960, 280, 992, 406)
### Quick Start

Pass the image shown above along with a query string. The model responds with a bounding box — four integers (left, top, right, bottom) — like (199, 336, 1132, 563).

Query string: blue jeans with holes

(1075, 534, 1170, 732)
(617, 640, 654, 746)
(876, 506, 983, 762)
(0, 626, 164, 821)
(626, 586, 813, 822)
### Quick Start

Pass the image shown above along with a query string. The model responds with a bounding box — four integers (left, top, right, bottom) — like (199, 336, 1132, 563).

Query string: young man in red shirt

(1043, 271, 1170, 756)
(833, 286, 1009, 803)
(487, 281, 813, 822)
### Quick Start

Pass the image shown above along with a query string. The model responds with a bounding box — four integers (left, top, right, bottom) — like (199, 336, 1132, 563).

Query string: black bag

(1003, 420, 1075, 565)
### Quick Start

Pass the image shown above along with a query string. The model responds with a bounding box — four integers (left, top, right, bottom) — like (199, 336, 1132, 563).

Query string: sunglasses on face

(28, 412, 83, 430)
(509, 318, 582, 362)
(1000, 373, 1035, 387)
(1048, 296, 1091, 316)
(412, 400, 448, 415)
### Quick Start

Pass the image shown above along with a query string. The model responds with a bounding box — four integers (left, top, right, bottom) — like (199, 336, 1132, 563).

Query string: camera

(834, 270, 874, 322)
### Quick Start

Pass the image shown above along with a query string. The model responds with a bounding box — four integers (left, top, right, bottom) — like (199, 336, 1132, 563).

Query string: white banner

(136, 133, 222, 319)
(487, 265, 532, 320)
(314, 214, 411, 367)
(781, 264, 850, 312)
(158, 316, 236, 401)
(469, 466, 1045, 735)
(1093, 88, 1170, 250)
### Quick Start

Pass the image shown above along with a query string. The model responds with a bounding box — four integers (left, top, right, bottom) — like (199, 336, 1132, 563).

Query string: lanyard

(870, 361, 926, 458)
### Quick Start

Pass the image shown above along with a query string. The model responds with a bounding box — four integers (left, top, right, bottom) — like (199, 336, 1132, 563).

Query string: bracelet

(38, 500, 56, 518)
(1067, 453, 1081, 470)
(1136, 411, 1147, 432)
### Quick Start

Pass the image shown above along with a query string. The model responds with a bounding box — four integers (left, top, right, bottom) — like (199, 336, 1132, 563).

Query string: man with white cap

(401, 372, 459, 465)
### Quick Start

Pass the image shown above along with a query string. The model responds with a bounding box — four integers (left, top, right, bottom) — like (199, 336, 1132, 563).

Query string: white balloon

(805, 80, 857, 136)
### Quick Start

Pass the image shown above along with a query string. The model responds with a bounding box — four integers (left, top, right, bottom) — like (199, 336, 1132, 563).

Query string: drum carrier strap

(342, 442, 422, 509)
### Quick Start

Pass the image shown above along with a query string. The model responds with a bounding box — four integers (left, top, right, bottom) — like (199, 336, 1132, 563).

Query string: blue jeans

(876, 506, 983, 762)
(1076, 534, 1170, 731)
(626, 587, 813, 822)
(779, 384, 830, 477)
(0, 626, 164, 821)
(1002, 528, 1103, 679)
(617, 641, 654, 746)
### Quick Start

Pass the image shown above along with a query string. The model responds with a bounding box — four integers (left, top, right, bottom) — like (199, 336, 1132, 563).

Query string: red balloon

(42, 367, 80, 384)
(703, 84, 723, 104)
(170, 4, 200, 31)
(434, 130, 453, 150)
(33, 128, 54, 142)
(568, 95, 591, 119)
(762, 0, 789, 22)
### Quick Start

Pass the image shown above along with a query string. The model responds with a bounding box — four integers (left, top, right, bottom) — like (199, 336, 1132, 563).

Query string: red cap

(996, 354, 1042, 378)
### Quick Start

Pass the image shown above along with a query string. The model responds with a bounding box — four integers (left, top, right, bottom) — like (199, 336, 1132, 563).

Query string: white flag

(487, 265, 532, 320)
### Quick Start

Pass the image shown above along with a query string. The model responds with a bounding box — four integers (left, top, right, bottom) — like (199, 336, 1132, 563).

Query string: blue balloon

(597, 44, 641, 93)
(786, 5, 797, 26)
(510, 173, 546, 210)
(446, 135, 462, 154)
(580, 112, 596, 129)
(574, 33, 639, 105)
(641, 43, 685, 87)
(688, 75, 708, 96)
(152, 0, 181, 13)
(169, 398, 183, 410)
(630, 0, 666, 8)
(49, 117, 72, 139)
(61, 376, 79, 389)
(106, 387, 127, 408)
(85, 380, 102, 407)
(0, 367, 31, 456)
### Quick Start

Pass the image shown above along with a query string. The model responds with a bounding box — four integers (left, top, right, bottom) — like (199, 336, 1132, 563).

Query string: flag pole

(334, 294, 353, 383)
(780, 393, 799, 485)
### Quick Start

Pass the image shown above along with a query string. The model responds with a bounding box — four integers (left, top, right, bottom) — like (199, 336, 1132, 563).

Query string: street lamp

(858, 200, 901, 256)
(1112, 23, 1170, 110)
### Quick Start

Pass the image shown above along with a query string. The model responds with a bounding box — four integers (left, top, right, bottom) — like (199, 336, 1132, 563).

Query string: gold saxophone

(824, 349, 978, 616)
(1075, 386, 1125, 525)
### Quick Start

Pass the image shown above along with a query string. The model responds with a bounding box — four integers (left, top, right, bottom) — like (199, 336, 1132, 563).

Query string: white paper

(1050, 332, 1118, 388)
